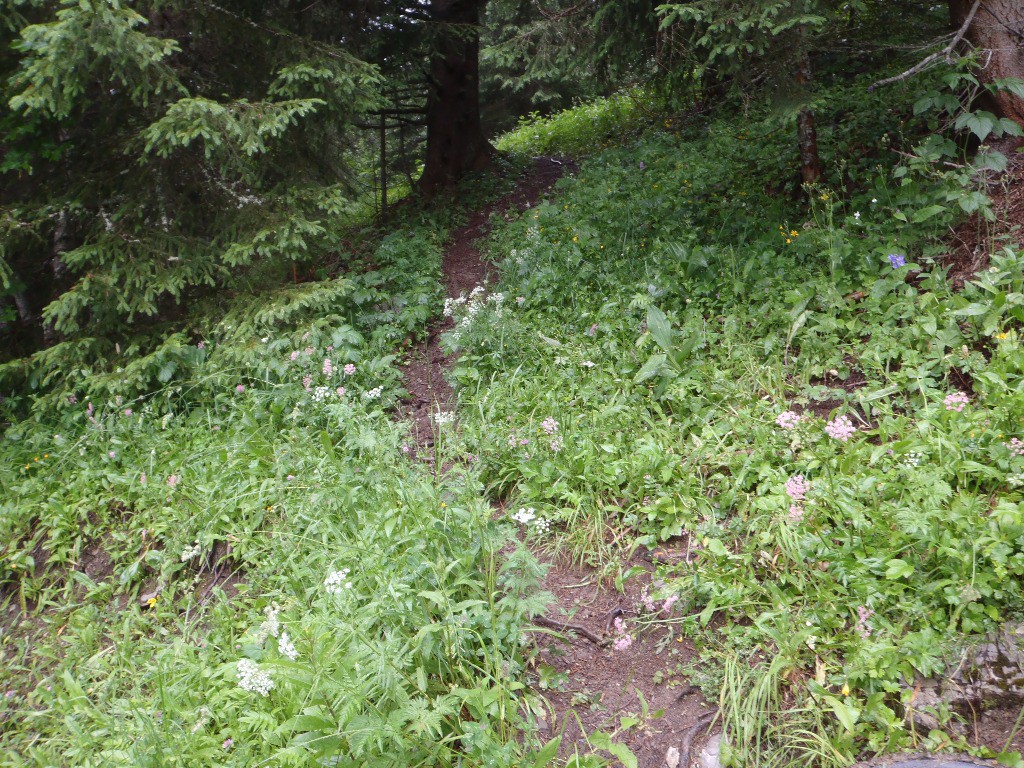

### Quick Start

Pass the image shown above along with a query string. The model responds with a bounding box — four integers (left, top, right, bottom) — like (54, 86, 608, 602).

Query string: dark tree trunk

(951, 0, 1024, 126)
(419, 0, 493, 196)
(795, 50, 822, 186)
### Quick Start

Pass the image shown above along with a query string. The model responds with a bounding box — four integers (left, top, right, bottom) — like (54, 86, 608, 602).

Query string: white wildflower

(258, 604, 281, 640)
(325, 568, 353, 594)
(278, 632, 298, 661)
(512, 507, 536, 525)
(432, 410, 456, 426)
(363, 386, 383, 400)
(179, 542, 202, 563)
(236, 659, 274, 696)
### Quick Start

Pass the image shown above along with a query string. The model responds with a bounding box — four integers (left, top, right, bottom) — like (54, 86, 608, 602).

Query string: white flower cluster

(311, 386, 334, 402)
(363, 386, 383, 400)
(432, 410, 455, 426)
(278, 631, 298, 661)
(179, 542, 202, 563)
(512, 507, 536, 524)
(257, 604, 281, 641)
(237, 659, 274, 696)
(325, 568, 353, 594)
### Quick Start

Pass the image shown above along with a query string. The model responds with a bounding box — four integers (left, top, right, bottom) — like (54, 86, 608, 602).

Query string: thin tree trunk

(795, 51, 822, 186)
(419, 0, 493, 196)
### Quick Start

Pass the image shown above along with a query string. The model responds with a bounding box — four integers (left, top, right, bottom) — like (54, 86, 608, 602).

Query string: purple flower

(235, 384, 245, 394)
(108, 451, 116, 459)
(888, 253, 906, 269)
(197, 341, 205, 350)
(857, 605, 874, 638)
(123, 408, 133, 416)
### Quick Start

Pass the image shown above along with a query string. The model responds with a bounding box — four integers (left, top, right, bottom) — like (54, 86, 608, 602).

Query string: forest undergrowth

(4, 66, 1024, 767)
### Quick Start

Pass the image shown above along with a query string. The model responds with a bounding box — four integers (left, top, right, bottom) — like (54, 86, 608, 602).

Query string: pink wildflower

(197, 341, 205, 350)
(304, 346, 314, 355)
(944, 391, 969, 412)
(108, 451, 116, 459)
(124, 408, 133, 416)
(1005, 438, 1024, 458)
(784, 474, 810, 502)
(222, 738, 234, 750)
(302, 375, 313, 391)
(825, 414, 857, 442)
(344, 363, 356, 376)
(541, 417, 559, 435)
(336, 387, 346, 397)
(788, 504, 805, 522)
(167, 474, 180, 489)
(662, 595, 679, 614)
(140, 473, 147, 485)
(550, 437, 563, 453)
(401, 444, 411, 454)
(322, 359, 333, 377)
(235, 385, 245, 394)
(856, 605, 874, 638)
(611, 616, 633, 651)
(86, 402, 94, 416)
(290, 351, 299, 361)
(776, 410, 801, 430)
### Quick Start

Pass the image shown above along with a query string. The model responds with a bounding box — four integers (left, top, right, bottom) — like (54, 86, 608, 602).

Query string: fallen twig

(533, 614, 609, 646)
(679, 709, 719, 768)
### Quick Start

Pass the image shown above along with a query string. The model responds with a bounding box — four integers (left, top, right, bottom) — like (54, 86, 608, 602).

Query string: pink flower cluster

(611, 616, 633, 652)
(1005, 438, 1024, 458)
(776, 410, 801, 430)
(323, 359, 333, 377)
(344, 363, 356, 376)
(856, 605, 874, 638)
(825, 414, 857, 442)
(944, 391, 969, 412)
(541, 417, 559, 435)
(784, 474, 810, 501)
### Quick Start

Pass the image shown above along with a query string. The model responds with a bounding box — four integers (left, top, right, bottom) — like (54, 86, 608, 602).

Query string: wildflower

(87, 402, 94, 416)
(432, 410, 455, 426)
(1005, 438, 1024, 458)
(286, 474, 296, 481)
(261, 337, 269, 343)
(1008, 472, 1024, 487)
(871, 198, 878, 204)
(325, 568, 353, 594)
(611, 616, 633, 651)
(180, 543, 202, 562)
(108, 451, 116, 459)
(197, 341, 205, 349)
(302, 375, 313, 391)
(516, 296, 526, 306)
(236, 659, 274, 696)
(336, 387, 346, 397)
(825, 415, 857, 442)
(888, 253, 906, 269)
(278, 631, 298, 661)
(944, 391, 969, 412)
(541, 417, 559, 435)
(304, 347, 314, 355)
(784, 474, 810, 502)
(401, 443, 411, 454)
(533, 518, 552, 534)
(512, 508, 536, 525)
(364, 386, 383, 400)
(259, 605, 281, 640)
(788, 504, 805, 522)
(124, 408, 133, 416)
(585, 323, 598, 337)
(856, 605, 874, 638)
(311, 386, 332, 402)
(904, 451, 923, 467)
(222, 739, 234, 750)
(290, 351, 299, 361)
(853, 211, 861, 220)
(580, 360, 596, 368)
(140, 472, 147, 485)
(235, 384, 245, 394)
(344, 363, 356, 376)
(550, 437, 563, 453)
(776, 410, 801, 430)
(662, 595, 679, 614)
(322, 359, 333, 377)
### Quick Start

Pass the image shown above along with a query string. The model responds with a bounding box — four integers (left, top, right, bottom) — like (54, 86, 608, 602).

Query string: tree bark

(795, 49, 822, 186)
(419, 0, 493, 196)
(950, 0, 1024, 126)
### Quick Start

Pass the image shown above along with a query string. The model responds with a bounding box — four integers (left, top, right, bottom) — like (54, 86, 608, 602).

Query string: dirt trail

(399, 158, 713, 767)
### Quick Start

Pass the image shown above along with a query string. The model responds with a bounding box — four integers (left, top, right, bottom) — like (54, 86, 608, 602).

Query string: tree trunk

(951, 0, 1024, 126)
(795, 50, 822, 186)
(419, 0, 493, 196)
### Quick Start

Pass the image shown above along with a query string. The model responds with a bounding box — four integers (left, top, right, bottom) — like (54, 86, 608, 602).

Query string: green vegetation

(5, 1, 1024, 766)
